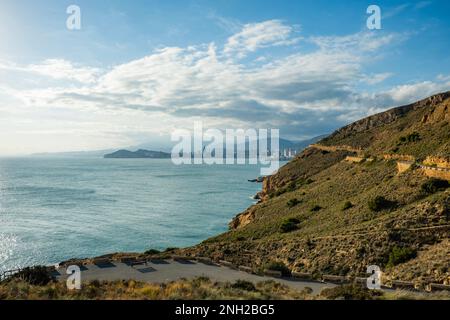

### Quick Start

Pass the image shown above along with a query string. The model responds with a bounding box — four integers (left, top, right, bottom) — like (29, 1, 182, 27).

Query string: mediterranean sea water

(0, 157, 269, 272)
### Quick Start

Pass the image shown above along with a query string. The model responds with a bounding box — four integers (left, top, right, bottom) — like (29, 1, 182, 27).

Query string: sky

(0, 0, 450, 155)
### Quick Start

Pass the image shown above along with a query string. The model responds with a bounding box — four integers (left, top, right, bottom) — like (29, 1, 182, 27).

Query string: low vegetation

(386, 246, 417, 268)
(280, 218, 300, 233)
(264, 261, 291, 276)
(320, 284, 382, 300)
(10, 266, 53, 286)
(342, 201, 353, 211)
(399, 132, 421, 144)
(287, 198, 301, 208)
(2, 277, 448, 300)
(421, 178, 449, 194)
(0, 277, 312, 300)
(368, 196, 396, 212)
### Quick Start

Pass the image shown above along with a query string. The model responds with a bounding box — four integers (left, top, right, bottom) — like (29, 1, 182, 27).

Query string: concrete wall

(423, 156, 450, 169)
(397, 161, 414, 173)
(345, 156, 365, 163)
(420, 167, 450, 180)
(310, 144, 362, 154)
(383, 154, 416, 162)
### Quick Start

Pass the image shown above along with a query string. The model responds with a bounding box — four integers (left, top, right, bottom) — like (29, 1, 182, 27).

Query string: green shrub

(310, 205, 322, 212)
(386, 246, 416, 267)
(11, 266, 53, 286)
(287, 198, 301, 208)
(144, 249, 160, 255)
(286, 181, 297, 192)
(231, 280, 256, 291)
(421, 178, 449, 194)
(280, 218, 300, 233)
(264, 261, 291, 276)
(368, 196, 395, 212)
(342, 201, 353, 211)
(399, 132, 420, 144)
(320, 284, 381, 300)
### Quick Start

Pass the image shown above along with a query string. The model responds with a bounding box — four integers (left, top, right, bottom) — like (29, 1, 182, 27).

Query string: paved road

(55, 260, 334, 294)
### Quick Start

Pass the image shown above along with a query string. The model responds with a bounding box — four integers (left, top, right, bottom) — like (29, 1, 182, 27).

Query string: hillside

(179, 92, 450, 286)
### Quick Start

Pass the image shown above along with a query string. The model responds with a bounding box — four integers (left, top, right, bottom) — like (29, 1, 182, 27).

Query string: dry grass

(0, 277, 314, 300)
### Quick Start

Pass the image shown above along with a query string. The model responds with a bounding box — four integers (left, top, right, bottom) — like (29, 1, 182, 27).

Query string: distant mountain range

(31, 134, 328, 159)
(104, 149, 171, 159)
(103, 135, 329, 159)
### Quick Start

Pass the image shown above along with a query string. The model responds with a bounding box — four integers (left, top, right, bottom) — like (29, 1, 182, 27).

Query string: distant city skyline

(1, 0, 450, 155)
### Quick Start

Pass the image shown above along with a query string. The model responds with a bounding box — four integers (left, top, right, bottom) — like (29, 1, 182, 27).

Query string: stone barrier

(93, 258, 111, 265)
(238, 266, 253, 274)
(219, 260, 237, 269)
(391, 280, 416, 290)
(322, 275, 351, 284)
(119, 256, 136, 264)
(291, 272, 313, 280)
(196, 257, 214, 265)
(263, 269, 282, 278)
(428, 283, 450, 292)
(172, 256, 192, 262)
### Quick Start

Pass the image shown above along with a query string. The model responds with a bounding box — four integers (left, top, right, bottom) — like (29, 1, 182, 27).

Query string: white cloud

(362, 72, 393, 85)
(386, 80, 450, 103)
(27, 59, 101, 83)
(1, 21, 449, 154)
(224, 20, 300, 58)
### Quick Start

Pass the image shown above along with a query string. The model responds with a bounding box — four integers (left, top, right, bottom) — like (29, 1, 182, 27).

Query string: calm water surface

(0, 157, 270, 272)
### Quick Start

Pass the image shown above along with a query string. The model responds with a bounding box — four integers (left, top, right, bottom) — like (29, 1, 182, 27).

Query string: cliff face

(184, 91, 450, 285)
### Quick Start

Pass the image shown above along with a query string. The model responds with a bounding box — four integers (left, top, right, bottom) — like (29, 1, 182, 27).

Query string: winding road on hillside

(54, 260, 335, 294)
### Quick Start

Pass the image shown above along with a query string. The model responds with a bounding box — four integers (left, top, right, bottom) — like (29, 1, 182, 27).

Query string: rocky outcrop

(229, 209, 256, 229)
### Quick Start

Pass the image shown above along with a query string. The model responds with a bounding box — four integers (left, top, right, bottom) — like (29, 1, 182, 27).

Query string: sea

(0, 157, 271, 272)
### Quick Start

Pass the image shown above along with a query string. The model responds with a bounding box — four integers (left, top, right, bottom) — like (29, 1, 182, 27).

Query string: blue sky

(0, 0, 449, 154)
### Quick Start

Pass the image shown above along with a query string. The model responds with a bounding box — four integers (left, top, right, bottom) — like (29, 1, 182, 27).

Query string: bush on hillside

(342, 201, 354, 211)
(287, 198, 301, 208)
(421, 178, 449, 194)
(144, 249, 160, 255)
(399, 132, 421, 144)
(386, 246, 417, 267)
(368, 196, 395, 212)
(231, 280, 256, 291)
(11, 266, 53, 286)
(310, 205, 323, 212)
(264, 261, 291, 276)
(286, 181, 298, 192)
(280, 218, 300, 233)
(320, 284, 381, 300)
